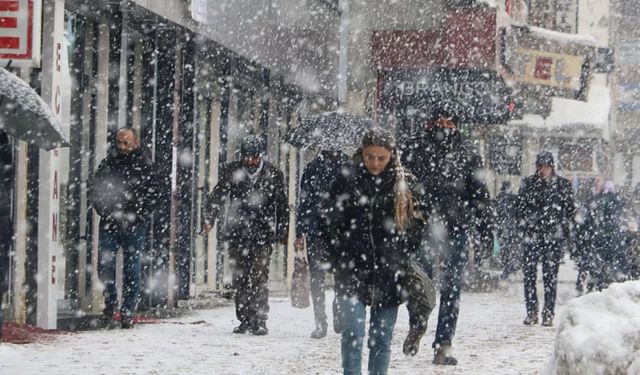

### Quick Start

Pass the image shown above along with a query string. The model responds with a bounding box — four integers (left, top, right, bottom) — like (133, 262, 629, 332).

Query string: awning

(0, 68, 69, 150)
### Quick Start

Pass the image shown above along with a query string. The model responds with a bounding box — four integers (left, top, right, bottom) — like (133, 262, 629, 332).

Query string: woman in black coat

(325, 129, 424, 375)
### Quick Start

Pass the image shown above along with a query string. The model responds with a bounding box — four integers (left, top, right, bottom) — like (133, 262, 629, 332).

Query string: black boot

(310, 320, 328, 339)
(233, 322, 251, 334)
(433, 343, 458, 366)
(250, 322, 269, 336)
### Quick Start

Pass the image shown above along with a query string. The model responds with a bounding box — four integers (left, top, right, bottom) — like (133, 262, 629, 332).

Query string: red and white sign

(0, 0, 41, 65)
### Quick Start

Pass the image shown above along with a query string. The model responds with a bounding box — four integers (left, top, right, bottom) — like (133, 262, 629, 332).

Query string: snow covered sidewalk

(0, 264, 579, 375)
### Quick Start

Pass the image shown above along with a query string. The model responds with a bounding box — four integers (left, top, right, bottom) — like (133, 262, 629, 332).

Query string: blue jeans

(339, 296, 398, 375)
(98, 220, 147, 319)
(433, 231, 468, 348)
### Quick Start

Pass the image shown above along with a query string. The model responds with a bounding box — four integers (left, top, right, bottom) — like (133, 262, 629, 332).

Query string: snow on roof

(528, 26, 597, 47)
(509, 85, 611, 139)
(546, 85, 611, 136)
(547, 281, 640, 374)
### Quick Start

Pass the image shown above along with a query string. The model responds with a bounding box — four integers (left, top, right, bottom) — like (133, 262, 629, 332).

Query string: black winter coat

(325, 162, 425, 308)
(402, 132, 492, 236)
(517, 173, 575, 241)
(93, 148, 159, 227)
(296, 153, 349, 239)
(204, 161, 289, 245)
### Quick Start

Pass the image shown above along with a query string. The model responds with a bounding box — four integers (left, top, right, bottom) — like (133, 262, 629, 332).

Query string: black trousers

(523, 238, 562, 320)
(307, 235, 328, 324)
(229, 243, 273, 326)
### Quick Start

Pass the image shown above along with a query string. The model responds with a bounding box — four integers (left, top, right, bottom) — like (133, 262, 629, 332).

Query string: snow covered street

(0, 263, 579, 375)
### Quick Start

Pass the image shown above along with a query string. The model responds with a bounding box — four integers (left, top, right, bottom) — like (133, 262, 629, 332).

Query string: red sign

(0, 0, 35, 60)
(372, 8, 497, 70)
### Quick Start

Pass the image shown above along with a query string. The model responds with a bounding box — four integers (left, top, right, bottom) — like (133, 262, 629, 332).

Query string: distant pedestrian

(203, 134, 289, 336)
(492, 181, 520, 279)
(402, 101, 493, 365)
(325, 129, 425, 375)
(590, 181, 627, 289)
(517, 152, 575, 327)
(93, 128, 160, 329)
(295, 149, 349, 339)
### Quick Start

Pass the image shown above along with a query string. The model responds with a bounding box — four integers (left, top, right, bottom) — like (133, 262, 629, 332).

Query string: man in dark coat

(295, 150, 348, 339)
(518, 151, 575, 327)
(93, 128, 159, 328)
(203, 135, 289, 336)
(492, 181, 521, 279)
(402, 101, 493, 366)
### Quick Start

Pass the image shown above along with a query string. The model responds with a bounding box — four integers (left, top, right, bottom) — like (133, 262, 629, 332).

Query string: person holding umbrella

(295, 148, 349, 338)
(324, 128, 425, 374)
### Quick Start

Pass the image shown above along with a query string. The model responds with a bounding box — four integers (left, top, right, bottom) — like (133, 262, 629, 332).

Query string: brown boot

(433, 343, 458, 366)
(403, 327, 425, 356)
(523, 313, 539, 325)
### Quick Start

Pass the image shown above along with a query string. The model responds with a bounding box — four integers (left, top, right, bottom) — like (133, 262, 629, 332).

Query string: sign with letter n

(0, 0, 41, 66)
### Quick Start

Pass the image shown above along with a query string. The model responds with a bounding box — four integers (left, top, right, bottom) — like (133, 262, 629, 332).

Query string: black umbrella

(0, 67, 69, 150)
(286, 111, 375, 150)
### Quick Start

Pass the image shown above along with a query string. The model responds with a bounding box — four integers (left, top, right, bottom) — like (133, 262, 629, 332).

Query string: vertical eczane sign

(36, 0, 65, 329)
(0, 0, 42, 66)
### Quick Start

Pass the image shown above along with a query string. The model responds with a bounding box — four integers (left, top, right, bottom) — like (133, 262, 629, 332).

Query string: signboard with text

(0, 0, 41, 66)
(500, 25, 595, 101)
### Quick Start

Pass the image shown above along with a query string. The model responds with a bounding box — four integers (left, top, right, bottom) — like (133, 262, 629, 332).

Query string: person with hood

(93, 128, 160, 329)
(402, 101, 493, 366)
(295, 149, 349, 339)
(202, 134, 288, 336)
(517, 152, 575, 327)
(324, 128, 425, 375)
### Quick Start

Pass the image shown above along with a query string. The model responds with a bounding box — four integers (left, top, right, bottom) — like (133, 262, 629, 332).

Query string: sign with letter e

(0, 0, 41, 66)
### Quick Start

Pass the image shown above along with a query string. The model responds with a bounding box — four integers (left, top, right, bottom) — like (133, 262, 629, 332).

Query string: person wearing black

(517, 152, 575, 327)
(295, 150, 348, 339)
(0, 131, 13, 339)
(493, 181, 520, 279)
(203, 135, 289, 336)
(402, 101, 493, 366)
(324, 128, 425, 374)
(93, 128, 160, 329)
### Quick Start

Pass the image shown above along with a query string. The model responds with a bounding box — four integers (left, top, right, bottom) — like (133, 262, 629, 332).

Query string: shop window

(558, 144, 593, 172)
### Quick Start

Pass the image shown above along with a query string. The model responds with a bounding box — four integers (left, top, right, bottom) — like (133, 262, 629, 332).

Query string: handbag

(291, 251, 311, 309)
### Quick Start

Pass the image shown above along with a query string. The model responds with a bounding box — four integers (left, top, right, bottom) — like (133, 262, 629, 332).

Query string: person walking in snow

(93, 128, 160, 329)
(324, 129, 425, 375)
(295, 149, 349, 339)
(517, 151, 575, 327)
(202, 134, 288, 336)
(402, 101, 493, 366)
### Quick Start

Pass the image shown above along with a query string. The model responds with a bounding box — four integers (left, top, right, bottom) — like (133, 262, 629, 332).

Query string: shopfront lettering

(513, 48, 584, 90)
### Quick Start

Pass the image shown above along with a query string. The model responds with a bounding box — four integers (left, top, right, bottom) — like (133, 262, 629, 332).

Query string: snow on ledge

(547, 281, 640, 375)
(528, 26, 597, 47)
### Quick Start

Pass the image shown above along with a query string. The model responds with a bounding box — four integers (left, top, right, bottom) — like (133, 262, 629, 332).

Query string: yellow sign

(513, 48, 585, 90)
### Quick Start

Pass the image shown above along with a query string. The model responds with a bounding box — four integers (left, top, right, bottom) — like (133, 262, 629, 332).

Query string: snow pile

(548, 281, 640, 375)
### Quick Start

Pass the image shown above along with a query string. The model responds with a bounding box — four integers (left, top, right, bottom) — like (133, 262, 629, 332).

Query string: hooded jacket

(517, 172, 575, 241)
(324, 161, 425, 308)
(402, 129, 492, 236)
(204, 160, 289, 245)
